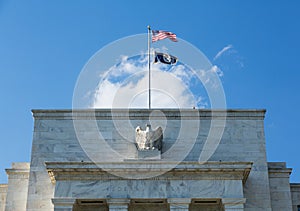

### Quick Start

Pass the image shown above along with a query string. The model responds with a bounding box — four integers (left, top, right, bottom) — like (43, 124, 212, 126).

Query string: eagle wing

(135, 126, 146, 150)
(150, 127, 163, 141)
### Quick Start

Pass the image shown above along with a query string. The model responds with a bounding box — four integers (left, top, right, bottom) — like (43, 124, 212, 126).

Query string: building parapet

(32, 109, 266, 120)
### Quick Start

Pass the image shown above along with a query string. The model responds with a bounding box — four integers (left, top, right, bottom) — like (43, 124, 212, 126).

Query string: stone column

(0, 184, 8, 211)
(222, 198, 246, 211)
(5, 163, 30, 211)
(52, 198, 76, 211)
(107, 198, 130, 211)
(168, 198, 191, 211)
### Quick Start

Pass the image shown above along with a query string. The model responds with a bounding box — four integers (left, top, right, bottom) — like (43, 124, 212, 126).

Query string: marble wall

(53, 178, 243, 199)
(291, 183, 300, 211)
(27, 109, 271, 210)
(0, 184, 7, 211)
(268, 162, 293, 211)
(5, 163, 29, 211)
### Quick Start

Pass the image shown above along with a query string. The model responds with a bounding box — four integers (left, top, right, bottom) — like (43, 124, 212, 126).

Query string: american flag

(152, 30, 177, 42)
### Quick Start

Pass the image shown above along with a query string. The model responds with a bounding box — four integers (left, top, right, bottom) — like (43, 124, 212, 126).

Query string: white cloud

(107, 54, 146, 77)
(213, 44, 233, 61)
(171, 64, 191, 80)
(196, 96, 208, 108)
(198, 65, 223, 85)
(90, 54, 226, 109)
(91, 55, 203, 108)
(93, 79, 120, 108)
(210, 65, 223, 77)
(213, 44, 244, 71)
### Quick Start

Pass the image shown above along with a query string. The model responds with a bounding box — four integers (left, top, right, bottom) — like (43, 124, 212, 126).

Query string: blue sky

(0, 1, 300, 183)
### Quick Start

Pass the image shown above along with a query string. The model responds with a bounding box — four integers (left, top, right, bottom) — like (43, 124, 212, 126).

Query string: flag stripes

(152, 30, 177, 42)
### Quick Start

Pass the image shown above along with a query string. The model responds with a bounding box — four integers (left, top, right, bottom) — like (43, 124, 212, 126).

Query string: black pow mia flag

(154, 52, 178, 65)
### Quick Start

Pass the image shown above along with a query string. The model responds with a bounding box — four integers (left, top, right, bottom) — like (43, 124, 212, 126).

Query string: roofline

(31, 109, 266, 120)
(32, 108, 266, 113)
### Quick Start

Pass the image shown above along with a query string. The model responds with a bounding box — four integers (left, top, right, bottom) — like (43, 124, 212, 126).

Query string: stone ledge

(136, 149, 161, 160)
(222, 198, 246, 208)
(51, 198, 76, 208)
(290, 183, 300, 190)
(268, 162, 292, 177)
(45, 161, 252, 184)
(32, 109, 266, 120)
(5, 162, 30, 175)
(0, 184, 8, 192)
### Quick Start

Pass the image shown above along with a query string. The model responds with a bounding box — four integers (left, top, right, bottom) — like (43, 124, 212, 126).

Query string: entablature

(45, 161, 252, 184)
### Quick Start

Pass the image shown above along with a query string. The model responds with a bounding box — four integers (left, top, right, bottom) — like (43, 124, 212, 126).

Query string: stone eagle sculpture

(135, 124, 163, 151)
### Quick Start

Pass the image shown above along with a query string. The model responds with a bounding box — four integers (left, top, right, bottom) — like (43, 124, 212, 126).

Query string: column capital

(168, 198, 191, 210)
(107, 198, 130, 211)
(167, 198, 191, 204)
(107, 198, 130, 204)
(52, 198, 76, 210)
(222, 198, 246, 210)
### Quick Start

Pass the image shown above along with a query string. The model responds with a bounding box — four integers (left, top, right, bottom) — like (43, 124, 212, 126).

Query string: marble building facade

(0, 109, 299, 211)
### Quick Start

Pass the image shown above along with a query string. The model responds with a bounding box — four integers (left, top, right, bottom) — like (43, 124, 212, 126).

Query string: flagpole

(147, 25, 151, 109)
